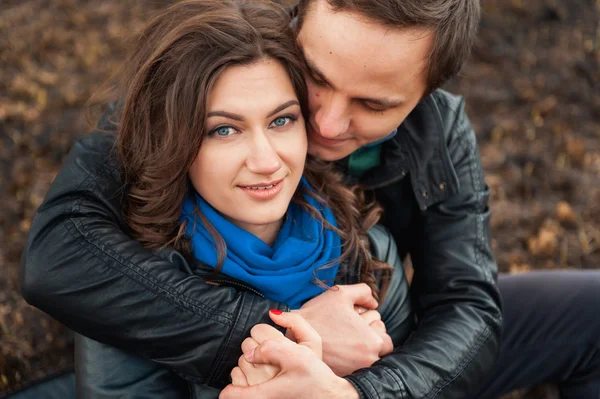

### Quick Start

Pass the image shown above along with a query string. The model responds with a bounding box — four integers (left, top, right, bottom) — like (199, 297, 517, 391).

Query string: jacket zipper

(208, 279, 265, 298)
(364, 170, 407, 190)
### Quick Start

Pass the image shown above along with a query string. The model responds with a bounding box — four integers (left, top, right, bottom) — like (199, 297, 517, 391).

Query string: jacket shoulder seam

(454, 121, 482, 195)
(430, 90, 464, 117)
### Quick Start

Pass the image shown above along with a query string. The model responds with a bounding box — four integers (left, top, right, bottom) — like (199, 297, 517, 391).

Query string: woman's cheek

(280, 126, 308, 167)
(190, 142, 231, 194)
(295, 124, 308, 157)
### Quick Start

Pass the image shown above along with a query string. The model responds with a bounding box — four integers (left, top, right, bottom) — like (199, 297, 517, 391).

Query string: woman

(66, 0, 412, 397)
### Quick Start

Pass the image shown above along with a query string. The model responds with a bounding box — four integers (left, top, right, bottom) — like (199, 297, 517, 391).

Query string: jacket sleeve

(345, 97, 502, 398)
(19, 112, 288, 386)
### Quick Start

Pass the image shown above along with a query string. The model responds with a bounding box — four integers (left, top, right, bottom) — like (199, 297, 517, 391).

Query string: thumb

(268, 309, 322, 359)
(220, 383, 262, 399)
(220, 366, 293, 399)
(244, 338, 294, 368)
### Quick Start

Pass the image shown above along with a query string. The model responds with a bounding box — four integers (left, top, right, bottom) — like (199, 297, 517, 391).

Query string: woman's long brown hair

(89, 0, 392, 300)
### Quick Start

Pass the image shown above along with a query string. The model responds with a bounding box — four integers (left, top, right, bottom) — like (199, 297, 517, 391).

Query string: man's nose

(246, 132, 282, 176)
(314, 93, 351, 139)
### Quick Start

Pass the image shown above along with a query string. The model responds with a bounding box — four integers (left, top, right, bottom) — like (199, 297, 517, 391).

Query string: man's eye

(363, 101, 388, 113)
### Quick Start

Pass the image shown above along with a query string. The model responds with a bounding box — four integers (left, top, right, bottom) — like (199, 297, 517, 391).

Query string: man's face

(297, 0, 434, 161)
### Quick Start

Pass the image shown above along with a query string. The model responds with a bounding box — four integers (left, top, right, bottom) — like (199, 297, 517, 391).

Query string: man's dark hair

(296, 0, 481, 91)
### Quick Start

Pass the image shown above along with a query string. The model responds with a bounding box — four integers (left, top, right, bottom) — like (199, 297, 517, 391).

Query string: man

(21, 0, 600, 397)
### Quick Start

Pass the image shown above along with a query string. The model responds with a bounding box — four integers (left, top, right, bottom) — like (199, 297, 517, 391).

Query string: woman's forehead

(207, 61, 298, 117)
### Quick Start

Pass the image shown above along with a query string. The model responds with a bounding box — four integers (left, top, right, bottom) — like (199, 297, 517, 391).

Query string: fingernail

(270, 309, 283, 315)
(243, 347, 255, 362)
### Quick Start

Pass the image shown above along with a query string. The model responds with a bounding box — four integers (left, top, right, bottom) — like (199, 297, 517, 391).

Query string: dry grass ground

(1, 0, 598, 396)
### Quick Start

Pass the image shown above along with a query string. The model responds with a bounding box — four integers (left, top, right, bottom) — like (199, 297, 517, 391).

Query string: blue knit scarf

(181, 178, 341, 309)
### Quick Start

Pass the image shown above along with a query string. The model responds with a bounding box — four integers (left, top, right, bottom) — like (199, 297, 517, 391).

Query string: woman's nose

(246, 133, 282, 176)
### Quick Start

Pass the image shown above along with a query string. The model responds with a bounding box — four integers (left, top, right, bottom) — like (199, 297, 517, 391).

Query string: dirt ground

(1, 0, 598, 397)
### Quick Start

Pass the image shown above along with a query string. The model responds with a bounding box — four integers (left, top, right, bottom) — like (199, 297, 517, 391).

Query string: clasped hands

(220, 284, 393, 399)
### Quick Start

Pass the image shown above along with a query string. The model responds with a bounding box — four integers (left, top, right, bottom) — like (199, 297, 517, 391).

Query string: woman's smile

(238, 178, 285, 200)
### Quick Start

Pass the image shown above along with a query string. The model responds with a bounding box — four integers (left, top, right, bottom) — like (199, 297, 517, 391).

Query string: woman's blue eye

(212, 126, 235, 137)
(270, 116, 294, 128)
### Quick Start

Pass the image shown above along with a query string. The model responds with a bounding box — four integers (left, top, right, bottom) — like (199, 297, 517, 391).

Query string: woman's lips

(239, 179, 284, 200)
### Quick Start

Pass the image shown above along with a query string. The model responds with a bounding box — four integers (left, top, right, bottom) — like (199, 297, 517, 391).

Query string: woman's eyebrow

(267, 100, 300, 117)
(207, 100, 300, 120)
(206, 111, 244, 121)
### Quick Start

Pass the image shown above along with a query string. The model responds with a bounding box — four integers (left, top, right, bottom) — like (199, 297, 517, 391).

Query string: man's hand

(288, 283, 393, 376)
(221, 311, 358, 399)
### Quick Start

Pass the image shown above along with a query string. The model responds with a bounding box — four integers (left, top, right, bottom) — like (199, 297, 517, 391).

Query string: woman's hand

(221, 310, 358, 399)
(231, 333, 279, 386)
(230, 310, 322, 387)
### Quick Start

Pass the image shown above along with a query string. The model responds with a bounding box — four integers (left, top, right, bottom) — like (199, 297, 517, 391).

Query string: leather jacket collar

(341, 90, 461, 211)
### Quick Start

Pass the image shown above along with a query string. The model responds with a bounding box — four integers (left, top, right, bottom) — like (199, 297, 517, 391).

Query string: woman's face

(189, 59, 307, 239)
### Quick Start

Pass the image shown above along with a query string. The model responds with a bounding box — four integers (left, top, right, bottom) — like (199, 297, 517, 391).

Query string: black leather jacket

(21, 89, 502, 398)
(74, 225, 413, 399)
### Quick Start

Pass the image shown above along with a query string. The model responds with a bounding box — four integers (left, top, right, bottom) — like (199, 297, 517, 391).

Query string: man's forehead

(299, 47, 407, 103)
(297, 0, 432, 93)
(298, 37, 429, 102)
(298, 13, 431, 66)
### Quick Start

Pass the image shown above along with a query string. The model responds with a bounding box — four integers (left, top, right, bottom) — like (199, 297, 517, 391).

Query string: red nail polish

(270, 309, 283, 315)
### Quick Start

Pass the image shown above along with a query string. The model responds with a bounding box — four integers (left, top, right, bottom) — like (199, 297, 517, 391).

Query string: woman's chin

(236, 209, 287, 228)
(233, 186, 294, 226)
(229, 207, 287, 245)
